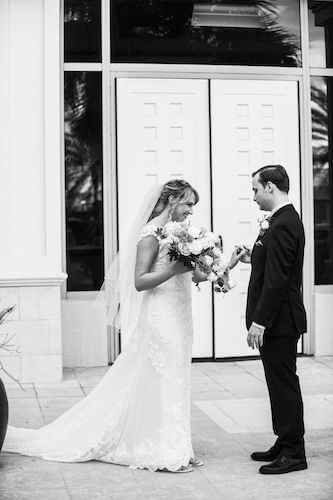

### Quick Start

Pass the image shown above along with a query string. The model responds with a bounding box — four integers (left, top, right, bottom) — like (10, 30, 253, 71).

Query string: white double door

(117, 78, 300, 358)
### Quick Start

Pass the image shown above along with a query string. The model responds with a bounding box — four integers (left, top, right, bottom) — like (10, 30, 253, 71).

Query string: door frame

(109, 69, 314, 360)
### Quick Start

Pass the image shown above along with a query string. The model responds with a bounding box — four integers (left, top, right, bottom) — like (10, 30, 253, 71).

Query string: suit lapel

(252, 205, 294, 256)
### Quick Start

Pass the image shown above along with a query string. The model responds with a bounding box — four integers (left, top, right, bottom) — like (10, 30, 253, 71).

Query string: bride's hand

(172, 261, 190, 275)
(228, 246, 248, 269)
(192, 265, 208, 283)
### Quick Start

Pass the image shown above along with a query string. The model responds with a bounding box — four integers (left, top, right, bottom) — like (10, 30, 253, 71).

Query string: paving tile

(195, 400, 251, 433)
(8, 416, 45, 428)
(5, 386, 37, 399)
(0, 457, 68, 499)
(191, 380, 223, 392)
(73, 366, 109, 387)
(8, 400, 43, 418)
(38, 396, 84, 409)
(0, 489, 71, 500)
(303, 394, 333, 428)
(81, 386, 94, 395)
(39, 396, 84, 423)
(33, 370, 80, 390)
(322, 394, 333, 404)
(195, 395, 333, 434)
(43, 415, 65, 425)
(7, 397, 40, 408)
(301, 385, 330, 396)
(317, 356, 333, 369)
(225, 387, 269, 399)
(199, 461, 332, 500)
(191, 390, 236, 401)
(136, 467, 222, 499)
(61, 462, 147, 499)
(2, 357, 333, 499)
(34, 385, 84, 398)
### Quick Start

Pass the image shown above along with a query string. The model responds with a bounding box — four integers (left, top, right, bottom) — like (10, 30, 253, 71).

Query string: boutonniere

(258, 215, 271, 237)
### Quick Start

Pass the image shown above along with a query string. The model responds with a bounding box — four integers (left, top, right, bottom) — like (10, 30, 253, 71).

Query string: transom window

(111, 0, 301, 66)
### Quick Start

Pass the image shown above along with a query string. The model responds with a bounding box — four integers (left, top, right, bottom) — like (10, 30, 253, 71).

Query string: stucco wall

(0, 0, 65, 382)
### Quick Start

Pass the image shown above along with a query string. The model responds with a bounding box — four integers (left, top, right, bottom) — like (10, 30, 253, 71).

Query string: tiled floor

(1, 356, 333, 499)
(195, 394, 333, 434)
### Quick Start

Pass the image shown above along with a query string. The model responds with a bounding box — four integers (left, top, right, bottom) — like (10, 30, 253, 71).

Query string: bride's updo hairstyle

(149, 179, 199, 221)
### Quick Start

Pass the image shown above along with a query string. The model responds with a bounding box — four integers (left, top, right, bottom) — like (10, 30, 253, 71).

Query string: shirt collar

(270, 201, 292, 217)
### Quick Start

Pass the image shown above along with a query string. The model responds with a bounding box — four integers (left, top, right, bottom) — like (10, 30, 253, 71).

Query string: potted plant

(0, 306, 21, 451)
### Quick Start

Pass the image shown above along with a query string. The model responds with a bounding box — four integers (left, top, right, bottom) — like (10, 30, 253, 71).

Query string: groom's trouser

(259, 335, 306, 460)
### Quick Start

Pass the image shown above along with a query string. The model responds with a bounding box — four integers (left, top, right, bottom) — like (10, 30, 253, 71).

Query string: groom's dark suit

(246, 204, 307, 460)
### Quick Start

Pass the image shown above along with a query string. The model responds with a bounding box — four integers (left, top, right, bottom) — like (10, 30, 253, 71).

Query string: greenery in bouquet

(159, 221, 235, 293)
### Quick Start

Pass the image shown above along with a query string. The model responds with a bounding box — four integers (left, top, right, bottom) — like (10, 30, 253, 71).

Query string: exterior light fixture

(191, 3, 263, 28)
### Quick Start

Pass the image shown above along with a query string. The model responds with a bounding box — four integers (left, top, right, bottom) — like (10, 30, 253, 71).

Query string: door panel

(117, 78, 212, 356)
(211, 80, 301, 357)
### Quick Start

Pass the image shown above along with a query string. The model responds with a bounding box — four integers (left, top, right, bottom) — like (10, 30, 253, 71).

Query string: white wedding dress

(3, 224, 195, 471)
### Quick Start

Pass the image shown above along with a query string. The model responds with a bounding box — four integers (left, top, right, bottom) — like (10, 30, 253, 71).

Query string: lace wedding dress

(3, 224, 195, 471)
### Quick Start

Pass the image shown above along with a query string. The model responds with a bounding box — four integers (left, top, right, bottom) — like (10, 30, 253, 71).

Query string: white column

(0, 0, 66, 382)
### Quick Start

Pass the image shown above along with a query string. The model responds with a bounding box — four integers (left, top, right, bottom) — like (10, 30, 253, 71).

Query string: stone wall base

(0, 285, 63, 383)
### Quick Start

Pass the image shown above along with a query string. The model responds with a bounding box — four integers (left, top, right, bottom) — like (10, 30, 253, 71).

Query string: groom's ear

(266, 181, 274, 192)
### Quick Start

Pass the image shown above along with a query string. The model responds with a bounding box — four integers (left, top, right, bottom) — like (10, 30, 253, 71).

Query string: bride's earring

(168, 208, 173, 221)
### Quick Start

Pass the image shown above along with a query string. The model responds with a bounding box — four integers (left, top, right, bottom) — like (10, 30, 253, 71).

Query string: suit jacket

(246, 204, 307, 336)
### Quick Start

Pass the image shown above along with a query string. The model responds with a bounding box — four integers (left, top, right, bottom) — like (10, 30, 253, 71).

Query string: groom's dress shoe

(259, 455, 308, 475)
(251, 447, 282, 462)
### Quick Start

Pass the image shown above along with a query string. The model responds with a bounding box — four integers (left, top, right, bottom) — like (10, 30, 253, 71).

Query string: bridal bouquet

(159, 221, 235, 293)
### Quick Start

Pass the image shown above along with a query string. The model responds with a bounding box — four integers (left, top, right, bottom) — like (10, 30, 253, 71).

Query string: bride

(3, 179, 244, 472)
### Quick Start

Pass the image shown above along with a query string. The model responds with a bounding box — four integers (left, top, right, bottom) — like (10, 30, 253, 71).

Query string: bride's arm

(135, 236, 188, 291)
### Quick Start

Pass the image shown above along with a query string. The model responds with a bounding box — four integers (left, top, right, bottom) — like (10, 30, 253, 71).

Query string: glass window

(312, 76, 333, 285)
(111, 0, 301, 66)
(308, 1, 333, 68)
(64, 72, 104, 291)
(65, 0, 102, 62)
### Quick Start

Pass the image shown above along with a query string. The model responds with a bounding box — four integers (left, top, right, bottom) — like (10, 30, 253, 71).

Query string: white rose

(164, 235, 179, 247)
(203, 255, 214, 267)
(162, 223, 174, 237)
(261, 220, 269, 230)
(170, 234, 180, 244)
(212, 254, 228, 274)
(201, 237, 214, 250)
(207, 272, 218, 282)
(187, 225, 202, 239)
(163, 221, 184, 236)
(218, 254, 228, 267)
(188, 240, 203, 255)
(212, 247, 222, 257)
(213, 263, 224, 273)
(205, 232, 220, 244)
(178, 242, 191, 256)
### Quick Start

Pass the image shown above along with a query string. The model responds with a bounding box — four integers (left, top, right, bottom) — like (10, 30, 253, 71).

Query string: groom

(241, 164, 307, 474)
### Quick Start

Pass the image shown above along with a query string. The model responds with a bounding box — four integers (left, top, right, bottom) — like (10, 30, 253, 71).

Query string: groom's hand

(238, 245, 251, 264)
(229, 246, 248, 269)
(247, 323, 265, 349)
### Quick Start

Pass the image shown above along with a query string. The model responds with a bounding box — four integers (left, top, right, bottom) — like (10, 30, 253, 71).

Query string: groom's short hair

(252, 165, 289, 193)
